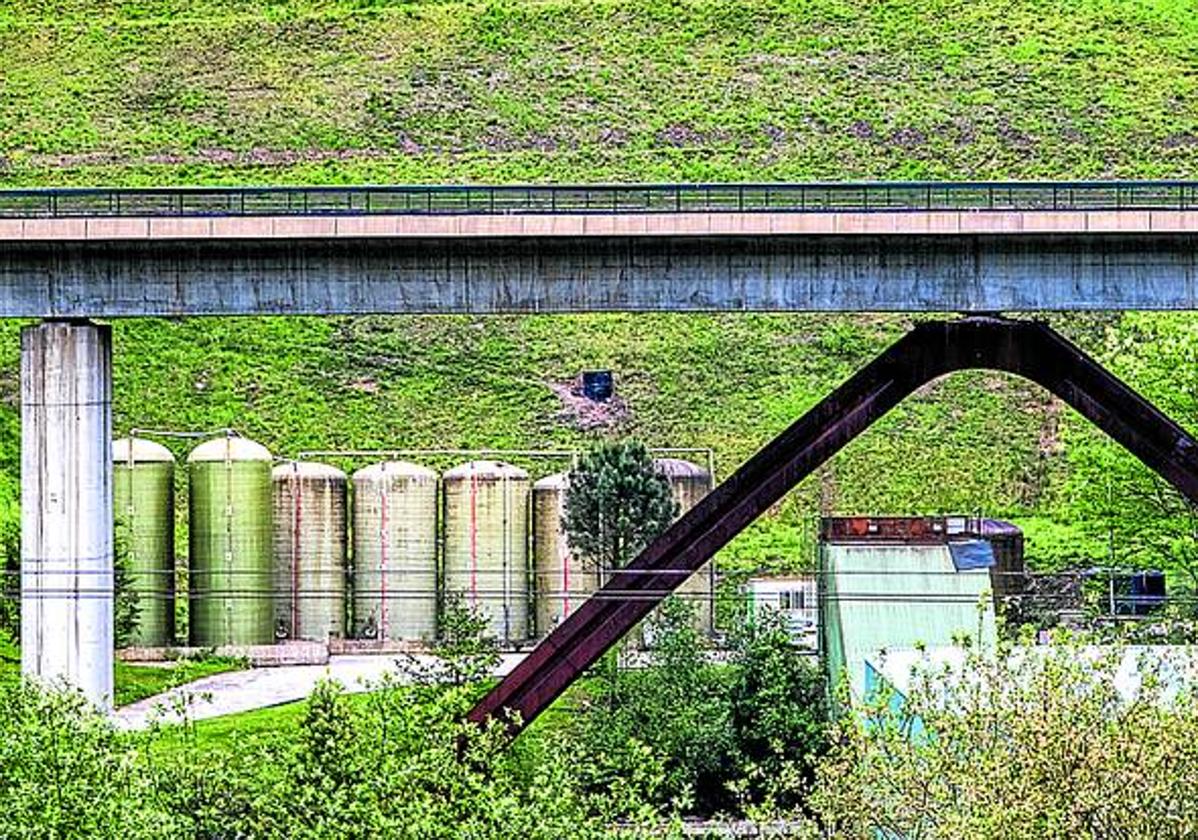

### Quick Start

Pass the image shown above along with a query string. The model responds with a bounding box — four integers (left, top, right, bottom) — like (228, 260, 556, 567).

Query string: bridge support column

(20, 320, 113, 709)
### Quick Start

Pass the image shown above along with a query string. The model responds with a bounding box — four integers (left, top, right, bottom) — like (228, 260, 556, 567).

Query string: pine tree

(563, 440, 678, 577)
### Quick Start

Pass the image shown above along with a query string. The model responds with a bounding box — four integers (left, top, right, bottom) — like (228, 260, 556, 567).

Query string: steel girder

(468, 317, 1198, 736)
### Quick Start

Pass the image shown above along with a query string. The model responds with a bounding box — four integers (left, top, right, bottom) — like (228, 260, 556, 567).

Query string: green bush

(0, 661, 667, 838)
(727, 609, 828, 814)
(567, 597, 828, 818)
(799, 644, 1198, 839)
(0, 681, 170, 837)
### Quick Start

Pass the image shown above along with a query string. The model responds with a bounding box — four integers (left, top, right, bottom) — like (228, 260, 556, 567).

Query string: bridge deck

(3, 208, 1198, 241)
(2, 182, 1197, 315)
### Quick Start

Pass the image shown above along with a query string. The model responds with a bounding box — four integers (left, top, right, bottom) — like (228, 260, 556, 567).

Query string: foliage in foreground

(12, 614, 1198, 838)
(568, 598, 828, 817)
(799, 643, 1198, 840)
(0, 603, 666, 838)
(0, 673, 668, 840)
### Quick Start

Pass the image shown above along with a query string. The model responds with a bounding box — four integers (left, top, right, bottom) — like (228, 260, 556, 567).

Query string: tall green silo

(113, 437, 176, 647)
(188, 436, 274, 647)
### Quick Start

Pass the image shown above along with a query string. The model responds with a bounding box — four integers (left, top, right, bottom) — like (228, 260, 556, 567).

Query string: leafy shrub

(0, 680, 170, 837)
(568, 598, 828, 818)
(727, 609, 828, 814)
(0, 649, 658, 838)
(800, 643, 1198, 839)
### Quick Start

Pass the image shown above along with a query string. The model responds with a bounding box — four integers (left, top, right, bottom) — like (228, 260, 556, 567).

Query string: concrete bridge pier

(20, 320, 113, 709)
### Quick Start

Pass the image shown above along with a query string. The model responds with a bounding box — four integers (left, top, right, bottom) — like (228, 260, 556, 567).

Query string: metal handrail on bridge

(1, 180, 1196, 219)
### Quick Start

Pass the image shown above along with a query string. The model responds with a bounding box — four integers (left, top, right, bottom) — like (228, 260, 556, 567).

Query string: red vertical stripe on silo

(469, 471, 479, 607)
(291, 466, 302, 638)
(380, 472, 389, 641)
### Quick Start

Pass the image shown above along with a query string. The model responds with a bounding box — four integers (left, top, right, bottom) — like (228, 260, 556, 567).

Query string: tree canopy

(563, 440, 678, 575)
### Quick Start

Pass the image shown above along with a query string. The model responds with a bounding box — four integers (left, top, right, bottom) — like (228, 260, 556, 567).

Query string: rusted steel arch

(469, 317, 1198, 736)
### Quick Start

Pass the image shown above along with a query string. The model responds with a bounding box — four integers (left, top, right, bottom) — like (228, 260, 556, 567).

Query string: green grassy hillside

(1, 0, 1197, 576)
(3, 0, 1197, 185)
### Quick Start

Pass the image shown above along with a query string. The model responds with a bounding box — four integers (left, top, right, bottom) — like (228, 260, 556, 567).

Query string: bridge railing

(1, 181, 1196, 218)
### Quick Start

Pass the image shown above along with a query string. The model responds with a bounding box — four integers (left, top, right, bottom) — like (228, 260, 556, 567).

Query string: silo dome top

(112, 437, 175, 463)
(653, 458, 710, 479)
(351, 460, 437, 482)
(443, 460, 529, 481)
(272, 460, 347, 481)
(187, 436, 273, 464)
(534, 471, 569, 491)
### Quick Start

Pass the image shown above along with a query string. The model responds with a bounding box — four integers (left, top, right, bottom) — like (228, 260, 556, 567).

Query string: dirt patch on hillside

(548, 379, 629, 431)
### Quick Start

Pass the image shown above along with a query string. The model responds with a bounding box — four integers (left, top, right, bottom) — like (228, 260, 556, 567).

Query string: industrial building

(111, 435, 717, 653)
(819, 515, 1023, 704)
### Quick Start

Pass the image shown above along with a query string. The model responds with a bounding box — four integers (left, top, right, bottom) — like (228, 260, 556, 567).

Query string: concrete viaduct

(3, 180, 1196, 707)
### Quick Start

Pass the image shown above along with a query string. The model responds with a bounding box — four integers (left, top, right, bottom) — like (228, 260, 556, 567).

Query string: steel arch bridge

(469, 316, 1198, 735)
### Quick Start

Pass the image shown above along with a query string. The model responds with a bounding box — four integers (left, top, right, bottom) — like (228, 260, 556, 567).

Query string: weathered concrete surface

(21, 321, 114, 708)
(2, 234, 1197, 314)
(113, 653, 525, 729)
(4, 209, 1198, 241)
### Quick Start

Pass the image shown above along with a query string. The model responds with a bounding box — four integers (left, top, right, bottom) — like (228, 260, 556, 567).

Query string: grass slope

(0, 0, 1195, 574)
(2, 0, 1197, 185)
(0, 631, 241, 706)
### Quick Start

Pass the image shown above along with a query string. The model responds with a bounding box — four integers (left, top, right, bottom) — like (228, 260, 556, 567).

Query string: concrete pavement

(114, 653, 525, 730)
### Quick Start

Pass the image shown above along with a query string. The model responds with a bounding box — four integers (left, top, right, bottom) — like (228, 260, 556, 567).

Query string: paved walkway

(114, 653, 524, 730)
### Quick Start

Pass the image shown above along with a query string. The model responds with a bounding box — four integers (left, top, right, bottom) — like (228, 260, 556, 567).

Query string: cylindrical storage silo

(533, 472, 598, 636)
(272, 461, 348, 642)
(188, 436, 274, 647)
(113, 437, 176, 647)
(655, 458, 715, 634)
(351, 461, 438, 642)
(443, 461, 531, 643)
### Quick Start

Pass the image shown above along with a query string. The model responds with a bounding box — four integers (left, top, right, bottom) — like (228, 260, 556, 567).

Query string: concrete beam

(1, 234, 1197, 315)
(21, 321, 114, 708)
(3, 209, 1198, 241)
